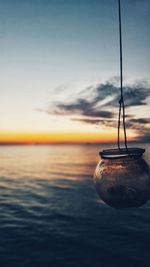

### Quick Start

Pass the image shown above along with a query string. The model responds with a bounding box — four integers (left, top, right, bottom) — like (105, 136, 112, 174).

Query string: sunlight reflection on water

(0, 144, 100, 180)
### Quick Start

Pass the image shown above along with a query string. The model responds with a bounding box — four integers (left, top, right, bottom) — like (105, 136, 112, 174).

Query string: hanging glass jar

(94, 149, 150, 208)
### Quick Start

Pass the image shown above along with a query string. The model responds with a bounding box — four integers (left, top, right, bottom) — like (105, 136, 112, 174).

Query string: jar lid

(100, 147, 145, 159)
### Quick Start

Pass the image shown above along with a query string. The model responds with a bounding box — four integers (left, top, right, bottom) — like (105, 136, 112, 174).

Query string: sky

(0, 0, 150, 144)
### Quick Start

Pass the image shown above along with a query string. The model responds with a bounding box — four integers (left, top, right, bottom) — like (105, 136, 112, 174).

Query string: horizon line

(0, 140, 146, 146)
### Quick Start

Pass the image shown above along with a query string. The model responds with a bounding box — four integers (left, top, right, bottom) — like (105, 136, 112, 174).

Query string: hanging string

(117, 0, 128, 150)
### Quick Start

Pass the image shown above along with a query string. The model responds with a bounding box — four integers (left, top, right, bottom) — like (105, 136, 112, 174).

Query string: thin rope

(117, 0, 128, 150)
(117, 98, 122, 150)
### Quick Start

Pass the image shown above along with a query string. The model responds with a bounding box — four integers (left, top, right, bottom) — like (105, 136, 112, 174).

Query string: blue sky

(0, 0, 149, 141)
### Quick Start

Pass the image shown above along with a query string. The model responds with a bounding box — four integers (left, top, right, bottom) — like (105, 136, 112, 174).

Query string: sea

(0, 143, 150, 267)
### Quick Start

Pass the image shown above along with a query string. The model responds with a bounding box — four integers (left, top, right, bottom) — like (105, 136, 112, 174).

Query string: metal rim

(100, 148, 145, 160)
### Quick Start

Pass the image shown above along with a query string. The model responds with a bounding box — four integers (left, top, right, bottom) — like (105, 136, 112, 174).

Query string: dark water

(0, 144, 150, 267)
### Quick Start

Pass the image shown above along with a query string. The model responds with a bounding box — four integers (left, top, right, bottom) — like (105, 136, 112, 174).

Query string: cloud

(40, 78, 150, 141)
(50, 96, 115, 118)
(72, 118, 116, 127)
(126, 118, 150, 129)
(134, 128, 150, 143)
(73, 117, 150, 129)
(94, 81, 150, 108)
(137, 133, 150, 143)
(73, 117, 150, 143)
(126, 118, 150, 143)
(45, 79, 150, 120)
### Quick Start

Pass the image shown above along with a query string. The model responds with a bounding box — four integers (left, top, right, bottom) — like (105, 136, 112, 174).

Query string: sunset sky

(0, 0, 150, 144)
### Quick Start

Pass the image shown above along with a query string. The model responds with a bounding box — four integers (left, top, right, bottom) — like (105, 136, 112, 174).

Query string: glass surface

(94, 157, 150, 208)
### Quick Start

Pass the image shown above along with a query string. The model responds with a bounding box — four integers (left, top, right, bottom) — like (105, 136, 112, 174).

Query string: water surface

(0, 144, 150, 267)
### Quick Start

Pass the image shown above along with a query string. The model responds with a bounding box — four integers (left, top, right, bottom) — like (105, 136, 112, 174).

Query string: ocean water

(0, 144, 150, 267)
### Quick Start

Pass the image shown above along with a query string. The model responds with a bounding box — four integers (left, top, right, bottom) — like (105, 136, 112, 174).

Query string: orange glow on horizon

(0, 131, 123, 144)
